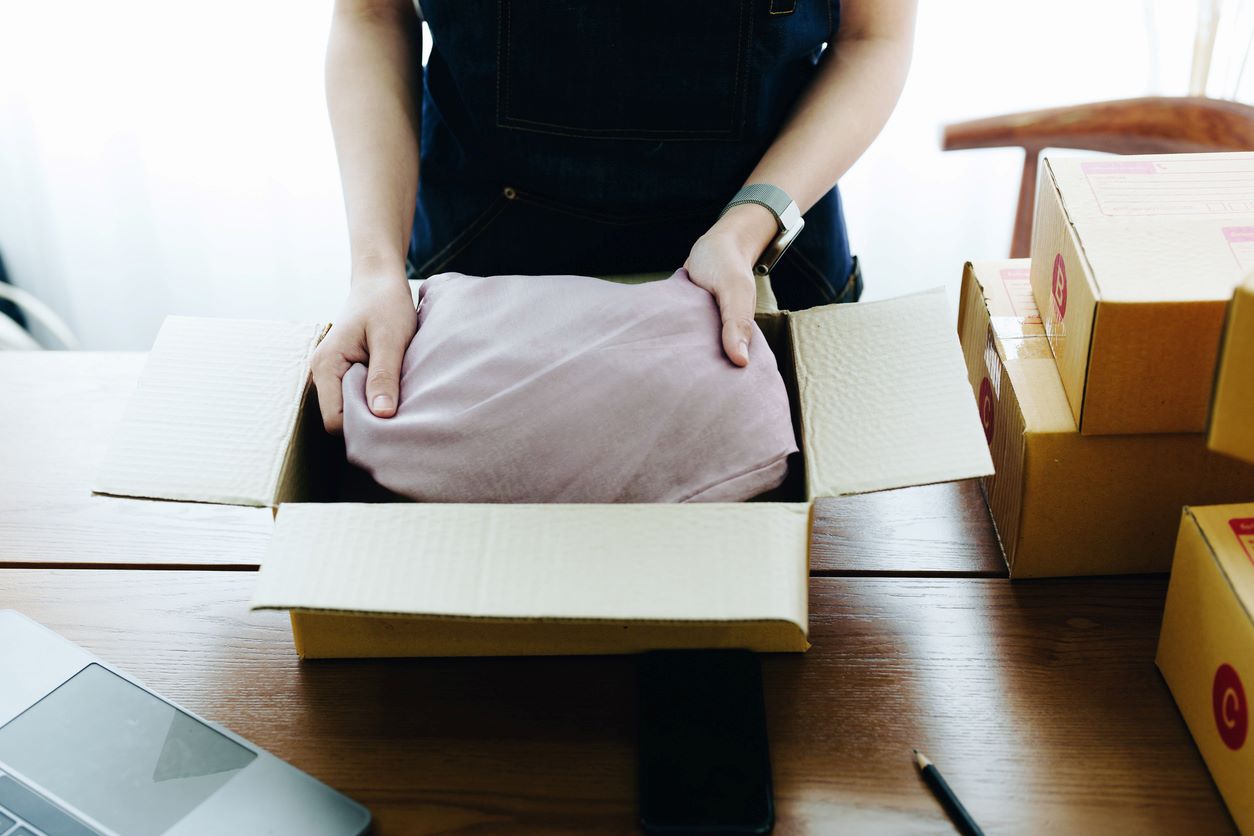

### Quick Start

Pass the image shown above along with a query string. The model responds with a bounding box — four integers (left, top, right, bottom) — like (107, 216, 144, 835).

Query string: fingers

(716, 277, 757, 367)
(364, 327, 409, 417)
(311, 343, 351, 435)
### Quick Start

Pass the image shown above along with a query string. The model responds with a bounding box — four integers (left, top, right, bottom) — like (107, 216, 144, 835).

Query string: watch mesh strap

(720, 183, 794, 227)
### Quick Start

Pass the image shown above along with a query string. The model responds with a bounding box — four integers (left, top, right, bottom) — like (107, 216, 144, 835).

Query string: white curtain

(0, 1, 351, 349)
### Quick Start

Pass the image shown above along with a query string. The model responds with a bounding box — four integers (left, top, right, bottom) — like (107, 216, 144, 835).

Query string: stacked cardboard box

(1016, 151, 1254, 828)
(957, 260, 1254, 578)
(1030, 153, 1254, 435)
(954, 151, 1254, 579)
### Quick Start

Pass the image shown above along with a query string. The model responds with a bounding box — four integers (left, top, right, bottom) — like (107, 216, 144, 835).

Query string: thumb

(717, 280, 757, 368)
(365, 331, 408, 417)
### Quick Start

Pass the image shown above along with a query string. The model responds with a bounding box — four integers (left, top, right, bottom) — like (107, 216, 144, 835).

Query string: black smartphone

(636, 649, 774, 835)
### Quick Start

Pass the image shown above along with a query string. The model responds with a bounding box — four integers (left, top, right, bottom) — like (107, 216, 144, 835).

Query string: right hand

(311, 271, 418, 434)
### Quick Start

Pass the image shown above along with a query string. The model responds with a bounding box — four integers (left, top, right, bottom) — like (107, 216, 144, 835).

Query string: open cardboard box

(93, 280, 992, 658)
(1030, 152, 1254, 435)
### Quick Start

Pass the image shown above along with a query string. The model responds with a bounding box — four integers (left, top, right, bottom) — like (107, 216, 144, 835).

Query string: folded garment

(342, 269, 798, 503)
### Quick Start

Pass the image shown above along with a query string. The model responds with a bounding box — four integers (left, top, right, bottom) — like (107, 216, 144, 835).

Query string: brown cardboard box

(1030, 153, 1254, 435)
(1157, 503, 1254, 832)
(1210, 274, 1254, 465)
(959, 260, 1254, 577)
(94, 283, 993, 658)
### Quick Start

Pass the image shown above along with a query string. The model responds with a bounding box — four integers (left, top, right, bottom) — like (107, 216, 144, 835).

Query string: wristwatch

(719, 183, 804, 276)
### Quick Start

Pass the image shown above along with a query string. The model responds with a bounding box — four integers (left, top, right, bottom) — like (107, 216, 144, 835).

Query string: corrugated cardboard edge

(1208, 278, 1254, 465)
(958, 261, 1028, 577)
(1034, 158, 1103, 431)
(93, 317, 328, 506)
(790, 288, 994, 498)
(252, 502, 812, 657)
(286, 613, 809, 658)
(1182, 505, 1254, 628)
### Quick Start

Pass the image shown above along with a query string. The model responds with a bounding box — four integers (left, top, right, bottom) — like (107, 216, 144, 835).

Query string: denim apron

(408, 0, 860, 311)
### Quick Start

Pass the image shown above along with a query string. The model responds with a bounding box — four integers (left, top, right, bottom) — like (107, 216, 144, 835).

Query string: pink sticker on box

(1050, 254, 1068, 320)
(1214, 663, 1248, 751)
(998, 267, 1041, 325)
(978, 377, 995, 444)
(1232, 518, 1254, 566)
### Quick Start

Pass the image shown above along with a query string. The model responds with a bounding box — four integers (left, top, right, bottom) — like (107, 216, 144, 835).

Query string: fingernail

(372, 394, 394, 413)
(739, 340, 750, 363)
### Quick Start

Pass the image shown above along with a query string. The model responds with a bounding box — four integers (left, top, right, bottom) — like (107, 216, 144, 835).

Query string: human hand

(683, 203, 777, 366)
(311, 270, 418, 434)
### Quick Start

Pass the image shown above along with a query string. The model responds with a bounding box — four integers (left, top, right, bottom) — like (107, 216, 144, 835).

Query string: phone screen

(636, 650, 773, 834)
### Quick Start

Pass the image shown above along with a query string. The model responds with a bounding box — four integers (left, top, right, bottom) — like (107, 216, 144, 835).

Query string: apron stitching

(493, 0, 751, 139)
(505, 0, 512, 114)
(496, 115, 740, 135)
(732, 1, 746, 129)
(734, 0, 752, 133)
(414, 198, 510, 278)
(512, 188, 719, 225)
(490, 122, 744, 141)
(494, 0, 505, 126)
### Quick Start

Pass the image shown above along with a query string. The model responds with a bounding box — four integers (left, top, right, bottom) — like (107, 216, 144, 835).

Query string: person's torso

(411, 0, 855, 309)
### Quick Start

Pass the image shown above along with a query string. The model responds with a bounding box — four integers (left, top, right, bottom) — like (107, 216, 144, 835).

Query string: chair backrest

(942, 96, 1254, 257)
(0, 283, 79, 350)
(0, 312, 41, 350)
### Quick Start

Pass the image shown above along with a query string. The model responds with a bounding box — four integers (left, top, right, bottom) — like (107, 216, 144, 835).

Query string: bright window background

(0, 1, 1249, 348)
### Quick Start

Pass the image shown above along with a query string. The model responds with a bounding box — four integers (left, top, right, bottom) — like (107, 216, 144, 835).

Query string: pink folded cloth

(342, 269, 797, 503)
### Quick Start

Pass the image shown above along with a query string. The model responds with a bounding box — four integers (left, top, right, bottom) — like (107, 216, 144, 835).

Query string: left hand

(683, 203, 778, 366)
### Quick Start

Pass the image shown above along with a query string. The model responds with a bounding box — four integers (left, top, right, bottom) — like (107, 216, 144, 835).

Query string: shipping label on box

(960, 261, 1254, 578)
(1158, 504, 1254, 832)
(1030, 153, 1254, 435)
(94, 286, 994, 658)
(1209, 275, 1254, 465)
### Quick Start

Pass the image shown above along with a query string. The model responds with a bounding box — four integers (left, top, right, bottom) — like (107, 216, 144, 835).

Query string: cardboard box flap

(789, 289, 994, 498)
(252, 502, 810, 637)
(94, 316, 326, 506)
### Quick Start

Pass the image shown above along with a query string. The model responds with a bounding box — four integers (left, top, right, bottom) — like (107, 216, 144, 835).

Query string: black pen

(913, 749, 984, 836)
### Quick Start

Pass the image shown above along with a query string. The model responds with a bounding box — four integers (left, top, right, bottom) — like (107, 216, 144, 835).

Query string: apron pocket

(496, 0, 753, 141)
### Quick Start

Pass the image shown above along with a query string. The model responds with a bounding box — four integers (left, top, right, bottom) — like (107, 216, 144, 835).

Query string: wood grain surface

(1, 569, 1230, 835)
(0, 353, 273, 568)
(0, 353, 1004, 576)
(810, 481, 1005, 576)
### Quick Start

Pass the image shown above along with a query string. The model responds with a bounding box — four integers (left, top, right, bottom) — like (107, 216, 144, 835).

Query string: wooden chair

(942, 96, 1254, 257)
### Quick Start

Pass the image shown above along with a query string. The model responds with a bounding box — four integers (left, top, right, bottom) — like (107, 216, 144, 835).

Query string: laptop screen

(0, 663, 257, 835)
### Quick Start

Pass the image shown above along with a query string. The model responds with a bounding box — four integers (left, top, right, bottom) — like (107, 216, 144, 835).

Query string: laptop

(0, 610, 371, 836)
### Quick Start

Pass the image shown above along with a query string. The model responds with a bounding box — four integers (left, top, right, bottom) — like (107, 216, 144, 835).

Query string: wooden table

(0, 353, 1234, 834)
